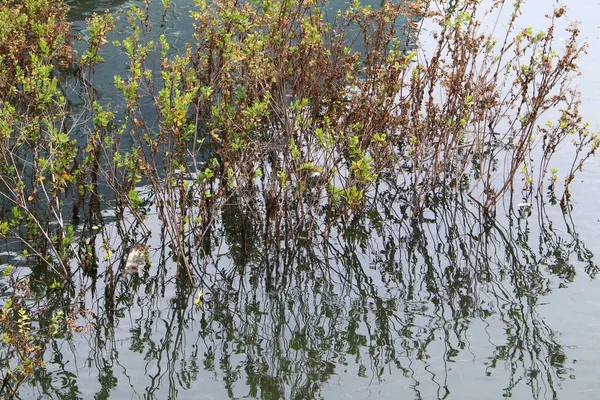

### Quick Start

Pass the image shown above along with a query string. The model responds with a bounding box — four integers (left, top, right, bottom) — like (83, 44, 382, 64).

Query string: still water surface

(11, 0, 600, 399)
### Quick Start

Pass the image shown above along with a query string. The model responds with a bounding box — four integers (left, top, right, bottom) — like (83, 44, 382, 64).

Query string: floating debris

(124, 244, 148, 275)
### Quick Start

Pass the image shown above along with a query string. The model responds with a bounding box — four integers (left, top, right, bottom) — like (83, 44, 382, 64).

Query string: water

(3, 0, 600, 399)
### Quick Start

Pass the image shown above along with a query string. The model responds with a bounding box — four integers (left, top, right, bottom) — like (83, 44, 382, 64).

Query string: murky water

(3, 0, 600, 399)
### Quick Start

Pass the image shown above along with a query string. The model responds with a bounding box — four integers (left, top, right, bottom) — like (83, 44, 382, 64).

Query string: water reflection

(2, 1, 595, 397)
(9, 190, 591, 399)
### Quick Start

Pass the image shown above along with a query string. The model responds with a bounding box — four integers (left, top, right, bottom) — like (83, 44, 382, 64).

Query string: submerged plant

(0, 1, 597, 398)
(0, 0, 81, 277)
(92, 0, 598, 279)
(0, 0, 596, 275)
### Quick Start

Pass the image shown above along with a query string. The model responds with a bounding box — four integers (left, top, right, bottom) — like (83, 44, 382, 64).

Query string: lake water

(5, 0, 600, 399)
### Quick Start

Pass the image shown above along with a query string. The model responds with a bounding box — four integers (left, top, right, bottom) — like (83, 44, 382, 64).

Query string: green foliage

(0, 0, 598, 283)
(0, 0, 73, 99)
(0, 0, 113, 278)
(128, 190, 144, 209)
(80, 11, 114, 70)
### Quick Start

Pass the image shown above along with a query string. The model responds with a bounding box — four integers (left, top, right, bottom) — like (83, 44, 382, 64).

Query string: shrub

(0, 0, 597, 281)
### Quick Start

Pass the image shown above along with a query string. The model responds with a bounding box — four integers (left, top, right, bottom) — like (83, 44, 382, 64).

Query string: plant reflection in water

(0, 0, 597, 397)
(17, 188, 588, 400)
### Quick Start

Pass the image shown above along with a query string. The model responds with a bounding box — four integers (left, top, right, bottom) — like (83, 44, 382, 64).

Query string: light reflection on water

(513, 3, 600, 396)
(20, 186, 594, 400)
